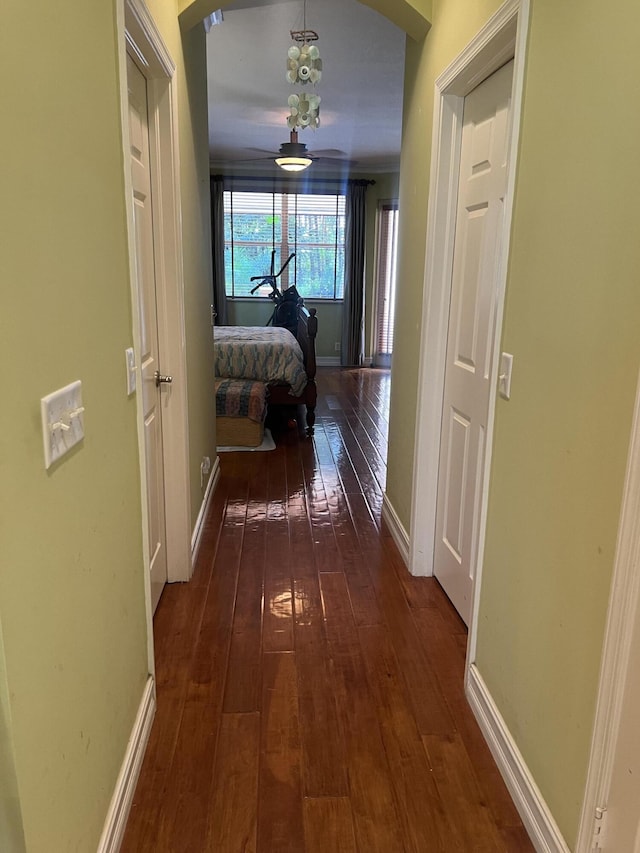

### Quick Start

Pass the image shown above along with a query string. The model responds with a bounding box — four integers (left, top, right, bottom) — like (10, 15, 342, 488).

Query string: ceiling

(205, 0, 406, 175)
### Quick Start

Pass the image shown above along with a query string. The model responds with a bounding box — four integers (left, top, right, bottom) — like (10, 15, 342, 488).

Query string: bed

(214, 302, 318, 435)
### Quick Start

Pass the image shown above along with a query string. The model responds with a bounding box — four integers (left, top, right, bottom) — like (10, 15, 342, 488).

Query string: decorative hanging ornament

(285, 40, 322, 86)
(286, 92, 321, 130)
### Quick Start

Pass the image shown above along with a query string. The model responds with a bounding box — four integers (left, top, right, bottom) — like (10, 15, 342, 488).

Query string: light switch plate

(41, 380, 84, 469)
(499, 352, 514, 400)
(125, 347, 136, 395)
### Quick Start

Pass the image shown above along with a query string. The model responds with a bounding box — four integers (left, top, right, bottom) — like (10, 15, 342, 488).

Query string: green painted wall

(357, 0, 432, 40)
(476, 0, 640, 843)
(145, 0, 218, 522)
(180, 0, 432, 40)
(0, 2, 149, 849)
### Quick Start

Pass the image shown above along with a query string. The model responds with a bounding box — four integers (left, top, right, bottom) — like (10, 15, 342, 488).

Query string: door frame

(574, 369, 640, 851)
(409, 0, 529, 653)
(117, 0, 192, 668)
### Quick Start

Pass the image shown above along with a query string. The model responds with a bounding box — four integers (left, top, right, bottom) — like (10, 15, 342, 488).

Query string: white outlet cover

(41, 380, 84, 469)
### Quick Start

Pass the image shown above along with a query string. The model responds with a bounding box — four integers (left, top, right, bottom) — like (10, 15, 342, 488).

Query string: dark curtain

(341, 180, 368, 366)
(210, 175, 228, 325)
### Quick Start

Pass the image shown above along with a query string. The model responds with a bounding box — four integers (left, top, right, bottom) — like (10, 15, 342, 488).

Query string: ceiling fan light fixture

(275, 156, 313, 172)
(275, 131, 313, 171)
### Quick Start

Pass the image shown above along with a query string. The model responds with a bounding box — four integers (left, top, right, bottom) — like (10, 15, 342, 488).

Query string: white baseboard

(466, 665, 570, 853)
(381, 494, 410, 567)
(192, 455, 220, 565)
(316, 357, 377, 368)
(97, 676, 156, 853)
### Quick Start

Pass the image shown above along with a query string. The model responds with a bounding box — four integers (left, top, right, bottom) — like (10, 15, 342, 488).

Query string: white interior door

(434, 61, 513, 625)
(127, 54, 168, 613)
(600, 593, 640, 851)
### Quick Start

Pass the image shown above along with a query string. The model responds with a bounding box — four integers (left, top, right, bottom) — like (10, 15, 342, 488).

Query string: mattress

(214, 325, 308, 397)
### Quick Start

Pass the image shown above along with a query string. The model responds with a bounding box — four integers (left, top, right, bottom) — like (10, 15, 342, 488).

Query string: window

(223, 190, 346, 300)
(373, 201, 399, 367)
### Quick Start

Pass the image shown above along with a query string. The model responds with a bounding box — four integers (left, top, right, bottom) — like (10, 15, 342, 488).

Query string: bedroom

(206, 0, 403, 448)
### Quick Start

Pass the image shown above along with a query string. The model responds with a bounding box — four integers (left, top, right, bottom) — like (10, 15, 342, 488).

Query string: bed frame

(267, 301, 317, 435)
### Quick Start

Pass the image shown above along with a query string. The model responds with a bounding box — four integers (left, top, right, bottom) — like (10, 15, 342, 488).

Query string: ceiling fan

(223, 131, 357, 172)
(274, 130, 357, 171)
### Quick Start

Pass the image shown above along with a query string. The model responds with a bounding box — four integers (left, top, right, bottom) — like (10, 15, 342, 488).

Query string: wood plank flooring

(121, 367, 534, 852)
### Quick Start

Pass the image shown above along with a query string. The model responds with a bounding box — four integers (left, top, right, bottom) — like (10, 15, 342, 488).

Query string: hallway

(121, 367, 533, 852)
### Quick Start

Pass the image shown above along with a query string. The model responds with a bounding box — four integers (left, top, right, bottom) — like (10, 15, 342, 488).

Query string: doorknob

(154, 370, 173, 387)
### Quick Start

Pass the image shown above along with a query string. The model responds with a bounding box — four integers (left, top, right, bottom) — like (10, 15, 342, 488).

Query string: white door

(434, 61, 513, 625)
(600, 595, 640, 850)
(128, 54, 168, 613)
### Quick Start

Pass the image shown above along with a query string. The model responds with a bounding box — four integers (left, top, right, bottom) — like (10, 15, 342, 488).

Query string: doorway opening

(372, 200, 399, 368)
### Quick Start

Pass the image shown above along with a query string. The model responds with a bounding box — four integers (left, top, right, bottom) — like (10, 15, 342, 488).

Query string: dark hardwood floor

(121, 367, 534, 852)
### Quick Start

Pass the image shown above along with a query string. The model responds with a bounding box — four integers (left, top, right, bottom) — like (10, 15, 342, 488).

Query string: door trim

(117, 0, 192, 666)
(409, 0, 529, 653)
(574, 369, 640, 851)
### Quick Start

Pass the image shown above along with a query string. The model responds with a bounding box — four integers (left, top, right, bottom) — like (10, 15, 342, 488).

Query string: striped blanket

(215, 379, 267, 423)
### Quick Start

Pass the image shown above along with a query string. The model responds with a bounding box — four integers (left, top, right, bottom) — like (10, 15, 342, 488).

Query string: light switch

(41, 380, 84, 469)
(498, 352, 513, 400)
(125, 347, 137, 395)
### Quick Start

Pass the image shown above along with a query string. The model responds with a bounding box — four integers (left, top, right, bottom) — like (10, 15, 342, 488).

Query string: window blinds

(374, 203, 399, 360)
